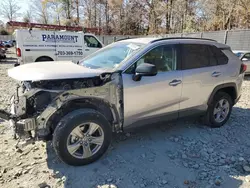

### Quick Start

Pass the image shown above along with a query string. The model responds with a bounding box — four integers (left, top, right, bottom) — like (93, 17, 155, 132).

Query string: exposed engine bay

(0, 72, 123, 141)
(22, 76, 105, 116)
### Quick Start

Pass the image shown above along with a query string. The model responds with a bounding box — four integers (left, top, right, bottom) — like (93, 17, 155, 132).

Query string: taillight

(16, 48, 21, 57)
(240, 63, 247, 74)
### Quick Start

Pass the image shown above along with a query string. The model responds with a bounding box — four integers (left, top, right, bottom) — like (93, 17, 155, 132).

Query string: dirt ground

(0, 48, 250, 188)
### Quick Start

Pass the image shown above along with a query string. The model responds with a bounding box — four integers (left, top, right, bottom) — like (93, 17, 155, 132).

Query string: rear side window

(181, 44, 228, 70)
(209, 46, 229, 65)
(181, 44, 210, 69)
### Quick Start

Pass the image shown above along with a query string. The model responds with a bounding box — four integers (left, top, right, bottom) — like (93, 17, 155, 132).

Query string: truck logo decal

(42, 34, 79, 43)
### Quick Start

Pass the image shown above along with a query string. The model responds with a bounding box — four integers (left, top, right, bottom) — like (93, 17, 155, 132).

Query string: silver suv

(0, 37, 246, 166)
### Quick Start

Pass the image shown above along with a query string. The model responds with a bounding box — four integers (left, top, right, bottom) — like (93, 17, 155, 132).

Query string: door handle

(85, 49, 90, 51)
(211, 71, 221, 77)
(169, 79, 182, 86)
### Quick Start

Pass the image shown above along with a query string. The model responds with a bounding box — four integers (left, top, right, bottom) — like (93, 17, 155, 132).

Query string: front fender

(36, 72, 124, 134)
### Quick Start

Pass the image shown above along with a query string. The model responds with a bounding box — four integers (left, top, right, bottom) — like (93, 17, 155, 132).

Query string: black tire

(52, 109, 112, 166)
(204, 92, 233, 128)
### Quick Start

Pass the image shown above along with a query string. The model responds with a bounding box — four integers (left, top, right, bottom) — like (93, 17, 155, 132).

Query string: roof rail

(116, 37, 138, 42)
(116, 38, 130, 42)
(150, 37, 217, 43)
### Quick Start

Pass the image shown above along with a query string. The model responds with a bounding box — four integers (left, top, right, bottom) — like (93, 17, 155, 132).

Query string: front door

(83, 34, 103, 58)
(122, 44, 183, 128)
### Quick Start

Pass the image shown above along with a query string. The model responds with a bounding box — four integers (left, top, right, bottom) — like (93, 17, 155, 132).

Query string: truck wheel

(52, 109, 112, 166)
(35, 57, 53, 62)
(204, 92, 233, 128)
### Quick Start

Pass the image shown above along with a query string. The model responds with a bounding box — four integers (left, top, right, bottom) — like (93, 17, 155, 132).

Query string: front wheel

(204, 92, 233, 128)
(52, 109, 112, 166)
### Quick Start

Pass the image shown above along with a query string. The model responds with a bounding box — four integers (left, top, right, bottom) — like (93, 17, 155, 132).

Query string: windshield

(79, 42, 145, 70)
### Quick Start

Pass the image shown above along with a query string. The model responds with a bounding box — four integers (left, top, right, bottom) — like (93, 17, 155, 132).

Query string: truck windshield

(79, 42, 145, 70)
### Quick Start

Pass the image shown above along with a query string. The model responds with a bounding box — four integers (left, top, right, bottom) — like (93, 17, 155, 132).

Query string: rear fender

(207, 83, 237, 105)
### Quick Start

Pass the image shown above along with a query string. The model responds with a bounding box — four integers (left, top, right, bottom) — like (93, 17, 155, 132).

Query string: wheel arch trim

(207, 82, 237, 105)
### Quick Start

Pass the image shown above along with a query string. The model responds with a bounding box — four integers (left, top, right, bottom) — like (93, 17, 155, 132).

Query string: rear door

(179, 44, 226, 116)
(83, 34, 103, 58)
(54, 31, 83, 63)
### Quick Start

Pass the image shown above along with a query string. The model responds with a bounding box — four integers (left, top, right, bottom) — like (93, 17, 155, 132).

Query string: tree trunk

(170, 0, 173, 32)
(94, 1, 97, 27)
(98, 3, 101, 34)
(67, 0, 70, 19)
(105, 0, 109, 34)
(76, 0, 79, 24)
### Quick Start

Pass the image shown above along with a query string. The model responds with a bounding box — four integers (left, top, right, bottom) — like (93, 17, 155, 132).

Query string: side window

(242, 53, 250, 61)
(207, 46, 218, 66)
(84, 35, 102, 48)
(210, 46, 229, 65)
(182, 44, 210, 69)
(127, 45, 177, 73)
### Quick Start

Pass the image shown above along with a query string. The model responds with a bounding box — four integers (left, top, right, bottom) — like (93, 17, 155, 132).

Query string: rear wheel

(204, 92, 233, 128)
(52, 109, 112, 166)
(35, 57, 53, 62)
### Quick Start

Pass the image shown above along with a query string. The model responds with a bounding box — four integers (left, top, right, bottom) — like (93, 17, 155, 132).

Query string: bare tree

(75, 0, 80, 24)
(50, 1, 63, 25)
(26, 0, 250, 34)
(31, 0, 50, 24)
(61, 0, 72, 20)
(23, 6, 33, 23)
(0, 0, 20, 21)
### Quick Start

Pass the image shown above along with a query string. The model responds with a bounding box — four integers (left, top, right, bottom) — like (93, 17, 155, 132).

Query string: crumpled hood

(8, 61, 106, 81)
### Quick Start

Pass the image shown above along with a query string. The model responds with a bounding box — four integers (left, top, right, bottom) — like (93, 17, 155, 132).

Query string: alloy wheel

(213, 99, 230, 123)
(66, 122, 104, 159)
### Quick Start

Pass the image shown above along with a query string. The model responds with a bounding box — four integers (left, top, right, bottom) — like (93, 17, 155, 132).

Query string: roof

(117, 37, 229, 49)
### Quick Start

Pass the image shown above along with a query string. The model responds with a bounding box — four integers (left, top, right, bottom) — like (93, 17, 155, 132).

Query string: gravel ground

(0, 49, 250, 188)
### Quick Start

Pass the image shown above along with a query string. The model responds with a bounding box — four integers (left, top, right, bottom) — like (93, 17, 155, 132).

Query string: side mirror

(133, 63, 157, 81)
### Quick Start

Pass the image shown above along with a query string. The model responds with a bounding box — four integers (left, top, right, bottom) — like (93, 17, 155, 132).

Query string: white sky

(0, 0, 30, 23)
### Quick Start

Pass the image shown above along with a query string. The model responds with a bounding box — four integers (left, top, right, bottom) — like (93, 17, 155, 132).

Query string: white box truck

(15, 29, 104, 64)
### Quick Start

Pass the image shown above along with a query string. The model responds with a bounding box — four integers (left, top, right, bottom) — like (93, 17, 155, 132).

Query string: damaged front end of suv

(0, 40, 146, 166)
(0, 62, 124, 146)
